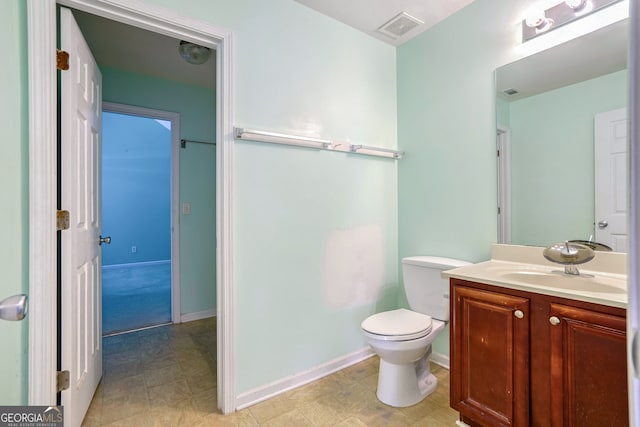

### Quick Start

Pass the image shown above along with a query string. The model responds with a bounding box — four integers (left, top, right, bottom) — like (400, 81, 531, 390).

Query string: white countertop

(442, 244, 628, 309)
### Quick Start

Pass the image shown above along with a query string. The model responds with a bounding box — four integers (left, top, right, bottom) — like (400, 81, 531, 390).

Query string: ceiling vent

(503, 88, 519, 96)
(377, 12, 424, 39)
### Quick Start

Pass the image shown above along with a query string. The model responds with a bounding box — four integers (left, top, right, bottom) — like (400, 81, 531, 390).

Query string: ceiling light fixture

(179, 40, 211, 65)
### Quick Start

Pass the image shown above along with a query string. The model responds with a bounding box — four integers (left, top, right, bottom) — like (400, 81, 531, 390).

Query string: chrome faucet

(543, 241, 595, 275)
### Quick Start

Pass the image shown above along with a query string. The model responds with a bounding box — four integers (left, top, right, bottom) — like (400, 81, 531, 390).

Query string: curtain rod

(180, 139, 216, 149)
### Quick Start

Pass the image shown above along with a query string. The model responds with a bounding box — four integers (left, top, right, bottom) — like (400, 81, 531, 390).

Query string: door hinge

(56, 370, 70, 392)
(57, 50, 69, 71)
(56, 210, 70, 231)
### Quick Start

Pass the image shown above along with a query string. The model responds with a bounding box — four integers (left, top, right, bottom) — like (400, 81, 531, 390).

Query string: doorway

(27, 0, 236, 417)
(101, 105, 180, 335)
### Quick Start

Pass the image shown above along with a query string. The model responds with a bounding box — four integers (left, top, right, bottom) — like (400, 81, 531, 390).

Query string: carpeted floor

(102, 261, 171, 335)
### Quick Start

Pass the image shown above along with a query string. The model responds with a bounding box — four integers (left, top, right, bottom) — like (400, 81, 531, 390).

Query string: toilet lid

(361, 308, 432, 340)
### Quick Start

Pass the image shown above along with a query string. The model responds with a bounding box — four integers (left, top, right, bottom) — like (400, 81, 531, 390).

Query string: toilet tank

(402, 256, 471, 321)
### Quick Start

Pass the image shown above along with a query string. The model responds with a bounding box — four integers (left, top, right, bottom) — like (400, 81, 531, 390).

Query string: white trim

(430, 351, 450, 370)
(27, 0, 58, 406)
(216, 30, 236, 415)
(102, 101, 182, 325)
(180, 309, 216, 323)
(28, 0, 236, 414)
(497, 126, 511, 244)
(628, 0, 639, 423)
(236, 348, 374, 410)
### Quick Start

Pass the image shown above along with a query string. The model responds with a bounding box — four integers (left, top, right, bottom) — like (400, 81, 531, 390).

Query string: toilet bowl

(361, 256, 470, 408)
(362, 308, 444, 407)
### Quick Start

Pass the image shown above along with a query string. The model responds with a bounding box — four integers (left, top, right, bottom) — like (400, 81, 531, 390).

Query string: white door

(595, 108, 628, 252)
(60, 8, 103, 427)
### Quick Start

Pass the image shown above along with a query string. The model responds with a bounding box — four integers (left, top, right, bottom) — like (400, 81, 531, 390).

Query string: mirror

(495, 18, 629, 251)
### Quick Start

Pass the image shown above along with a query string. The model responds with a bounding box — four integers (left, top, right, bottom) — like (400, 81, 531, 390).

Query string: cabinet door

(451, 283, 530, 427)
(549, 303, 628, 427)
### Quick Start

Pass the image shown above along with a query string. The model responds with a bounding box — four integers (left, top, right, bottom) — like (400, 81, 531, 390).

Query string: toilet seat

(361, 308, 433, 342)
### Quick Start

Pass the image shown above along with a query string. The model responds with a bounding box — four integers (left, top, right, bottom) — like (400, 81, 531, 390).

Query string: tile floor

(83, 317, 460, 426)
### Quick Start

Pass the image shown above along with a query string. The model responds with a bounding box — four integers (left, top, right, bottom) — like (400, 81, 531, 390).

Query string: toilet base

(376, 355, 438, 407)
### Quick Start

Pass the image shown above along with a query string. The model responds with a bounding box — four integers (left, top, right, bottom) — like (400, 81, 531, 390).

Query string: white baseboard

(180, 309, 216, 323)
(235, 347, 374, 410)
(430, 351, 450, 369)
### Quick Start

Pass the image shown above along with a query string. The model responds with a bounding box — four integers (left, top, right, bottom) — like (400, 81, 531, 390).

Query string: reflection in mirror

(495, 18, 629, 251)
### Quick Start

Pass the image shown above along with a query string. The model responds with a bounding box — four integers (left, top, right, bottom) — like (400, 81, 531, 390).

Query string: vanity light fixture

(565, 0, 589, 12)
(522, 0, 622, 42)
(525, 11, 554, 33)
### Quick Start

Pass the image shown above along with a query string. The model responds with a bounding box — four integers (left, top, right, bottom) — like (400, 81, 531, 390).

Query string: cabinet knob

(514, 310, 524, 319)
(549, 316, 561, 326)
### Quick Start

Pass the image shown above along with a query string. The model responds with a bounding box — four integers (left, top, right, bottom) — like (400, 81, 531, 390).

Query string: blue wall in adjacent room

(101, 65, 216, 317)
(101, 112, 171, 266)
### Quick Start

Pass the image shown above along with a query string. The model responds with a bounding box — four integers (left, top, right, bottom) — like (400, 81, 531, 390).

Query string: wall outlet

(131, 246, 137, 253)
(182, 202, 191, 215)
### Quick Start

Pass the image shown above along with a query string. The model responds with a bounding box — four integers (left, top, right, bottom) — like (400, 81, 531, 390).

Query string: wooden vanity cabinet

(548, 302, 628, 426)
(450, 281, 530, 427)
(450, 278, 628, 427)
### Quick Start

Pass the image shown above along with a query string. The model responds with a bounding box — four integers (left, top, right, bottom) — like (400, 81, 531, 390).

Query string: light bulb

(525, 11, 553, 32)
(565, 0, 587, 10)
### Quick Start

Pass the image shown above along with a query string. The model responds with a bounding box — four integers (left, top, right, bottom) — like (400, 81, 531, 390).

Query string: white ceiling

(294, 0, 475, 46)
(72, 2, 626, 99)
(71, 1, 473, 88)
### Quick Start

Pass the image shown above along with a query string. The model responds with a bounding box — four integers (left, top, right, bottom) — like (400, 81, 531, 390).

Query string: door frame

(102, 102, 182, 325)
(497, 126, 511, 244)
(27, 0, 237, 414)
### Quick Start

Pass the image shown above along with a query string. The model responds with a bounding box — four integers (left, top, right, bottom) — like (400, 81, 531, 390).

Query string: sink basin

(498, 270, 626, 294)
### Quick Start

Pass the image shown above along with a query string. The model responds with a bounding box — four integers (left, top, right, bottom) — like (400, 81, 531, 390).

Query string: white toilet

(361, 256, 470, 407)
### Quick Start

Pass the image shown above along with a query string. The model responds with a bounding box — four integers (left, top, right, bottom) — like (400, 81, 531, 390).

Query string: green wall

(102, 113, 172, 265)
(229, 7, 398, 394)
(0, 0, 28, 404)
(143, 0, 399, 393)
(396, 0, 627, 358)
(509, 70, 627, 246)
(101, 66, 216, 317)
(397, 0, 518, 357)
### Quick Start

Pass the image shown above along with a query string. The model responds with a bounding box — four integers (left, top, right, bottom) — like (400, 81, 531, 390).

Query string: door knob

(99, 235, 111, 245)
(598, 220, 609, 229)
(514, 310, 524, 319)
(549, 316, 561, 326)
(0, 294, 28, 321)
